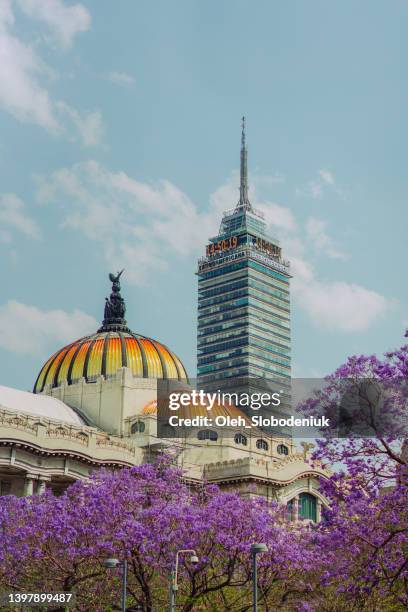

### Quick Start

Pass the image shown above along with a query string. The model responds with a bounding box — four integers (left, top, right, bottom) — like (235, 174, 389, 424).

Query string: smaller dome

(141, 398, 252, 426)
(0, 385, 85, 426)
(142, 399, 157, 416)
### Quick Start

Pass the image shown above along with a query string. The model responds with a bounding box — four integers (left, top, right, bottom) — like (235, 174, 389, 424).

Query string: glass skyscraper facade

(197, 119, 291, 394)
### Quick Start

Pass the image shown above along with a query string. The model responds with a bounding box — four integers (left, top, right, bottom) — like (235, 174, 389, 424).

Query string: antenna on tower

(237, 116, 253, 211)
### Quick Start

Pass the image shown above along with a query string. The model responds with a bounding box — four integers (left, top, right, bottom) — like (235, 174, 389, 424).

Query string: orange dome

(34, 272, 188, 393)
(142, 399, 158, 416)
(34, 332, 188, 393)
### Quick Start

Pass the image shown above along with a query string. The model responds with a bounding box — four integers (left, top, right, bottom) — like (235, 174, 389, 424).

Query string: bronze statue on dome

(109, 269, 124, 294)
(99, 270, 129, 332)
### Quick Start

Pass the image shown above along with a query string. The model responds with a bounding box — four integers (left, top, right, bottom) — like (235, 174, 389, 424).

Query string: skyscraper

(197, 118, 291, 398)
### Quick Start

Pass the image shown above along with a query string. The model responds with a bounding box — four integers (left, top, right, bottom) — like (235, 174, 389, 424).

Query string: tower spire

(238, 116, 252, 211)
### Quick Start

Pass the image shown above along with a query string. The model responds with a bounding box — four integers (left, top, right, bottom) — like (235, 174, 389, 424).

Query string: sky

(0, 0, 407, 392)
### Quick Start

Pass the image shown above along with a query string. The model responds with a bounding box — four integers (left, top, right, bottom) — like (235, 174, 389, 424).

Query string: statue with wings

(104, 270, 126, 321)
(109, 269, 124, 293)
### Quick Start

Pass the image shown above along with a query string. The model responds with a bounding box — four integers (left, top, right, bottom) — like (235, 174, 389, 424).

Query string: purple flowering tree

(2, 337, 406, 609)
(0, 459, 321, 611)
(302, 331, 408, 484)
(301, 332, 408, 607)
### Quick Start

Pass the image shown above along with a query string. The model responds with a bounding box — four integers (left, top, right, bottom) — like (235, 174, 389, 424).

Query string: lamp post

(104, 558, 127, 612)
(169, 549, 199, 612)
(250, 543, 268, 612)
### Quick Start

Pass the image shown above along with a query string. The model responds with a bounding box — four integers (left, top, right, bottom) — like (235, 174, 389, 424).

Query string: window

(234, 433, 247, 445)
(197, 429, 218, 441)
(286, 499, 294, 521)
(298, 493, 317, 522)
(131, 420, 145, 434)
(256, 439, 268, 451)
(277, 444, 289, 455)
(0, 481, 11, 496)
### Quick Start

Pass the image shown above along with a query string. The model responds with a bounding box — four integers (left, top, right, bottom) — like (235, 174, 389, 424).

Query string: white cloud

(0, 7, 60, 132)
(290, 256, 314, 283)
(208, 171, 240, 216)
(35, 163, 393, 334)
(306, 216, 347, 260)
(309, 181, 323, 200)
(35, 160, 214, 284)
(0, 193, 41, 239)
(105, 71, 135, 87)
(283, 216, 391, 333)
(257, 201, 297, 232)
(319, 169, 334, 185)
(56, 102, 103, 147)
(0, 229, 12, 243)
(292, 272, 391, 332)
(0, 300, 97, 355)
(16, 0, 91, 49)
(0, 1, 13, 26)
(208, 173, 296, 234)
(0, 0, 101, 145)
(296, 169, 336, 200)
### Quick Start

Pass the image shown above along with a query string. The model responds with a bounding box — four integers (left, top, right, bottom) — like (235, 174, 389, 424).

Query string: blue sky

(0, 0, 407, 392)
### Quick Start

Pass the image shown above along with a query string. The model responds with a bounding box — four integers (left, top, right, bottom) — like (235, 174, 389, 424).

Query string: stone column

(317, 499, 322, 523)
(24, 474, 36, 496)
(36, 476, 50, 495)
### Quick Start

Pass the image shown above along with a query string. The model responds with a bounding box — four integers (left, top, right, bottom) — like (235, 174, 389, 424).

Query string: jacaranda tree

(0, 458, 321, 611)
(301, 331, 408, 609)
(1, 333, 407, 610)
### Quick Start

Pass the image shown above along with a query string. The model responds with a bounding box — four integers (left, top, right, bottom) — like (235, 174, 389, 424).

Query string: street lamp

(250, 543, 268, 612)
(104, 557, 127, 612)
(169, 549, 199, 612)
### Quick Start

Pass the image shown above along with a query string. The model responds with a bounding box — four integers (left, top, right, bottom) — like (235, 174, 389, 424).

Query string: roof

(34, 331, 188, 393)
(0, 385, 85, 426)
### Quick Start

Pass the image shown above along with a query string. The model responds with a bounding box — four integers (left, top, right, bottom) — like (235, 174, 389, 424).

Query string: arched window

(277, 444, 289, 455)
(234, 433, 247, 446)
(131, 420, 145, 434)
(256, 439, 268, 451)
(298, 493, 317, 522)
(197, 429, 218, 441)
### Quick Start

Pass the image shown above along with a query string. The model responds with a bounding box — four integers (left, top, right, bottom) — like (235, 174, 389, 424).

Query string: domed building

(34, 270, 188, 437)
(0, 272, 328, 521)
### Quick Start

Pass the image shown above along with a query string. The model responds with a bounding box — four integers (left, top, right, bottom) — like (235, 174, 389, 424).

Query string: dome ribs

(67, 340, 86, 386)
(51, 344, 72, 389)
(133, 335, 148, 378)
(83, 337, 98, 382)
(33, 353, 55, 393)
(118, 332, 127, 368)
(101, 333, 111, 378)
(150, 340, 167, 379)
(34, 333, 188, 388)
